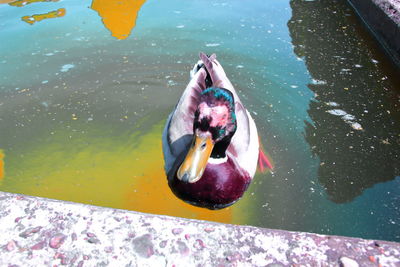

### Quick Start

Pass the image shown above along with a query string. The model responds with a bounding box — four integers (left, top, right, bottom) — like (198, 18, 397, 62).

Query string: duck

(162, 53, 272, 210)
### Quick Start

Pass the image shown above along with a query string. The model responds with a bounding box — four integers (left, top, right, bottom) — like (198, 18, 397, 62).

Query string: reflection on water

(22, 8, 65, 25)
(9, 0, 59, 7)
(4, 0, 146, 39)
(4, 0, 65, 25)
(1, 118, 233, 222)
(91, 0, 147, 40)
(288, 0, 400, 203)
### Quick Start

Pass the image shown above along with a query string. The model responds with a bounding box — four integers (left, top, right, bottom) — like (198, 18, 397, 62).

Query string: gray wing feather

(162, 68, 207, 174)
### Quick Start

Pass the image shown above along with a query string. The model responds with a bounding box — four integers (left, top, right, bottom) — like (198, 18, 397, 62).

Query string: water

(0, 0, 399, 242)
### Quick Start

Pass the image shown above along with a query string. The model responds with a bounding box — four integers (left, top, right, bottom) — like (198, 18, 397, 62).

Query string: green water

(0, 0, 399, 242)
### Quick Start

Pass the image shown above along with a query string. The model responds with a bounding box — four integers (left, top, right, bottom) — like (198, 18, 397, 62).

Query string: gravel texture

(0, 191, 399, 266)
(373, 0, 400, 24)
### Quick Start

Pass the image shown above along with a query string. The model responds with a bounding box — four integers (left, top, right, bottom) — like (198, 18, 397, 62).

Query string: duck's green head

(177, 87, 237, 183)
(195, 87, 237, 141)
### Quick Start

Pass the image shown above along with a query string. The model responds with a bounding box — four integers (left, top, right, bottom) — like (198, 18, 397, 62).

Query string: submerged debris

(326, 104, 363, 131)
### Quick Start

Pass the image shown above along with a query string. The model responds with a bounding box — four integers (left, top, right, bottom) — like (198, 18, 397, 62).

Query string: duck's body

(162, 53, 271, 209)
(168, 156, 251, 209)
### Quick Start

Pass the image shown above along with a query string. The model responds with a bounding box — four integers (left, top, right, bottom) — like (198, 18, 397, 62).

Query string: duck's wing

(200, 53, 259, 177)
(232, 108, 260, 178)
(168, 66, 208, 145)
(162, 65, 208, 174)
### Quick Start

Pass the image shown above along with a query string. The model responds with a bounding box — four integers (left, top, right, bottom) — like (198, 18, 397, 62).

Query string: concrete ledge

(347, 0, 400, 67)
(0, 192, 399, 266)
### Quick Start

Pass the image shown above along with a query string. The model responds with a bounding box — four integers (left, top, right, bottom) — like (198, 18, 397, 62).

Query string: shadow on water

(288, 0, 400, 203)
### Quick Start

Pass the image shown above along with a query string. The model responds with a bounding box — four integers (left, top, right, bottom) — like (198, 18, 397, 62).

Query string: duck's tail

(258, 140, 273, 172)
(191, 53, 216, 88)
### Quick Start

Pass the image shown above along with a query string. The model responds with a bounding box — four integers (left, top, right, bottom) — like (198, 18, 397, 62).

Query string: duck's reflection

(288, 0, 400, 203)
(91, 0, 147, 40)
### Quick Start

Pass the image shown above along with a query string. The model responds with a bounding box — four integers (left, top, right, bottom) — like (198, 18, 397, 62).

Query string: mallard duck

(162, 53, 272, 209)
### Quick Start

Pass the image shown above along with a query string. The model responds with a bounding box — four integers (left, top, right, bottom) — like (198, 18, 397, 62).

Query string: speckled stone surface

(0, 192, 399, 267)
(373, 0, 400, 24)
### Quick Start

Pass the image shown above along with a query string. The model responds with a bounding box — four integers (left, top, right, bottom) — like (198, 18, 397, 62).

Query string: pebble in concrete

(0, 191, 399, 266)
(49, 233, 67, 249)
(340, 256, 359, 267)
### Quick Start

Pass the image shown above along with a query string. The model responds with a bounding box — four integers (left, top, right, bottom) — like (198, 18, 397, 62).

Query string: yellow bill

(177, 135, 214, 183)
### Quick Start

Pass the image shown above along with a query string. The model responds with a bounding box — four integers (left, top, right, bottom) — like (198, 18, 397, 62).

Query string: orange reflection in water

(21, 8, 65, 25)
(0, 0, 15, 3)
(0, 150, 4, 180)
(0, 0, 18, 4)
(123, 146, 233, 223)
(91, 0, 147, 40)
(115, 122, 233, 223)
(0, 121, 233, 223)
(8, 0, 58, 7)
